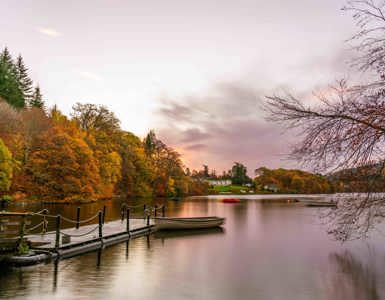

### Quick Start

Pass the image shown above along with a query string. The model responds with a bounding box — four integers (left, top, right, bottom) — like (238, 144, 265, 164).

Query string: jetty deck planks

(26, 218, 154, 250)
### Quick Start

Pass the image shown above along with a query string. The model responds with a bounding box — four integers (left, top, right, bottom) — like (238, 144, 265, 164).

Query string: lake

(1, 195, 385, 300)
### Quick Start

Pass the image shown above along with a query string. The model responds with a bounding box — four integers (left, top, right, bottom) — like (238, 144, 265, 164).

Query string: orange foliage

(25, 125, 101, 201)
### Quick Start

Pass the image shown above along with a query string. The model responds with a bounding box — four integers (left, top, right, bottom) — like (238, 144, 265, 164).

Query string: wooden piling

(98, 211, 103, 239)
(55, 215, 61, 251)
(154, 205, 157, 217)
(126, 208, 130, 233)
(162, 205, 166, 217)
(76, 207, 80, 229)
(102, 206, 106, 224)
(143, 204, 147, 219)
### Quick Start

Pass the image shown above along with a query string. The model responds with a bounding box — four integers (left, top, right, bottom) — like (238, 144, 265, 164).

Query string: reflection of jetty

(0, 204, 165, 266)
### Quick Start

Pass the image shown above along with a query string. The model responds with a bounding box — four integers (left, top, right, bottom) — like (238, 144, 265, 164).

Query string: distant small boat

(222, 198, 240, 203)
(154, 216, 225, 230)
(304, 201, 337, 207)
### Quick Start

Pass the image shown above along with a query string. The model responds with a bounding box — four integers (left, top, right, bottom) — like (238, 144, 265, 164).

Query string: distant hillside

(254, 167, 336, 194)
(328, 162, 385, 192)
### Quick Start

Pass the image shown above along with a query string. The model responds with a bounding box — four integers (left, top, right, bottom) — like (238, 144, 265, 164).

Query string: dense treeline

(194, 163, 337, 194)
(254, 167, 336, 194)
(0, 48, 207, 202)
(190, 162, 252, 185)
(328, 163, 385, 193)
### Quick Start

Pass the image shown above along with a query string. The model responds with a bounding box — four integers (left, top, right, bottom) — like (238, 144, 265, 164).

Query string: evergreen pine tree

(0, 47, 24, 108)
(30, 85, 44, 109)
(15, 55, 33, 105)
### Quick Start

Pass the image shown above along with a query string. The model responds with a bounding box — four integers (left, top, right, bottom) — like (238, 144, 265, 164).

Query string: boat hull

(304, 201, 337, 207)
(154, 217, 225, 230)
(222, 198, 240, 203)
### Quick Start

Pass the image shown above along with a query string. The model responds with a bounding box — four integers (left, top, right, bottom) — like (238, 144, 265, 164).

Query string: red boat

(222, 198, 240, 203)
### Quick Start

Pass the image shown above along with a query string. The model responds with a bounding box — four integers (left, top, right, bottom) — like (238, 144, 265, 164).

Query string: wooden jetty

(0, 204, 165, 266)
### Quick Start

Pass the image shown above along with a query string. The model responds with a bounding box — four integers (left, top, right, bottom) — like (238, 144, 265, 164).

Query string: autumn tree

(0, 99, 22, 138)
(143, 131, 186, 197)
(265, 0, 385, 240)
(25, 120, 101, 201)
(71, 103, 120, 132)
(117, 131, 153, 197)
(0, 138, 14, 197)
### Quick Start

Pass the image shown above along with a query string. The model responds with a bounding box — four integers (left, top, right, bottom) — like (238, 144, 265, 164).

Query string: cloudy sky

(1, 0, 359, 173)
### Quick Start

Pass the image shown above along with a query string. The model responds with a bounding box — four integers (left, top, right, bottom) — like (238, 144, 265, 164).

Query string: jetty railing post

(146, 212, 150, 227)
(143, 204, 146, 219)
(154, 205, 157, 217)
(102, 205, 106, 224)
(19, 215, 26, 246)
(42, 209, 48, 234)
(76, 207, 80, 229)
(126, 208, 130, 234)
(98, 211, 103, 240)
(121, 205, 125, 221)
(162, 205, 166, 217)
(55, 215, 61, 251)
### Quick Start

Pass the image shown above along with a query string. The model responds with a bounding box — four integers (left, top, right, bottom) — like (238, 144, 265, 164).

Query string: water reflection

(154, 227, 224, 240)
(125, 240, 129, 260)
(53, 259, 58, 292)
(1, 197, 385, 300)
(323, 249, 383, 300)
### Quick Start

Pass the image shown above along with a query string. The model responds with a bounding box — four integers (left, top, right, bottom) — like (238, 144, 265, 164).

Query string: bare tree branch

(264, 0, 385, 241)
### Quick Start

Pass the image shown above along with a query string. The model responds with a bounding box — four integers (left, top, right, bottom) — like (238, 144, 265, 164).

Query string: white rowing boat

(154, 216, 225, 230)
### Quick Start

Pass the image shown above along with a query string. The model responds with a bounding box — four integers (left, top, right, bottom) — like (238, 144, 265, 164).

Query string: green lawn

(210, 185, 251, 194)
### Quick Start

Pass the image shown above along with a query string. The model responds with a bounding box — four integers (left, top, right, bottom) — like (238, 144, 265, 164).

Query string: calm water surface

(1, 196, 385, 300)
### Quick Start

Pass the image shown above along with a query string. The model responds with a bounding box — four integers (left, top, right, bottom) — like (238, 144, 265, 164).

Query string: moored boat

(154, 216, 225, 230)
(304, 201, 337, 207)
(222, 198, 240, 203)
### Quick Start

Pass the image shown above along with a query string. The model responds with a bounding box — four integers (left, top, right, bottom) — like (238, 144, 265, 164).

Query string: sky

(1, 0, 359, 173)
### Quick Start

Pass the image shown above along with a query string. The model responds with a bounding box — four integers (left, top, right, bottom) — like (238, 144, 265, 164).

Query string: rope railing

(3, 203, 164, 248)
(32, 212, 57, 218)
(60, 212, 100, 225)
(33, 209, 49, 215)
(59, 225, 99, 238)
(25, 221, 45, 234)
(121, 203, 147, 209)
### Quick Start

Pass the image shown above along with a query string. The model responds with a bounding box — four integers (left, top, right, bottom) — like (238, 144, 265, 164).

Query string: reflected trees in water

(324, 250, 383, 300)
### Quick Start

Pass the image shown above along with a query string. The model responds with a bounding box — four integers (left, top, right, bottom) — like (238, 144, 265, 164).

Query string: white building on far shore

(207, 179, 232, 186)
